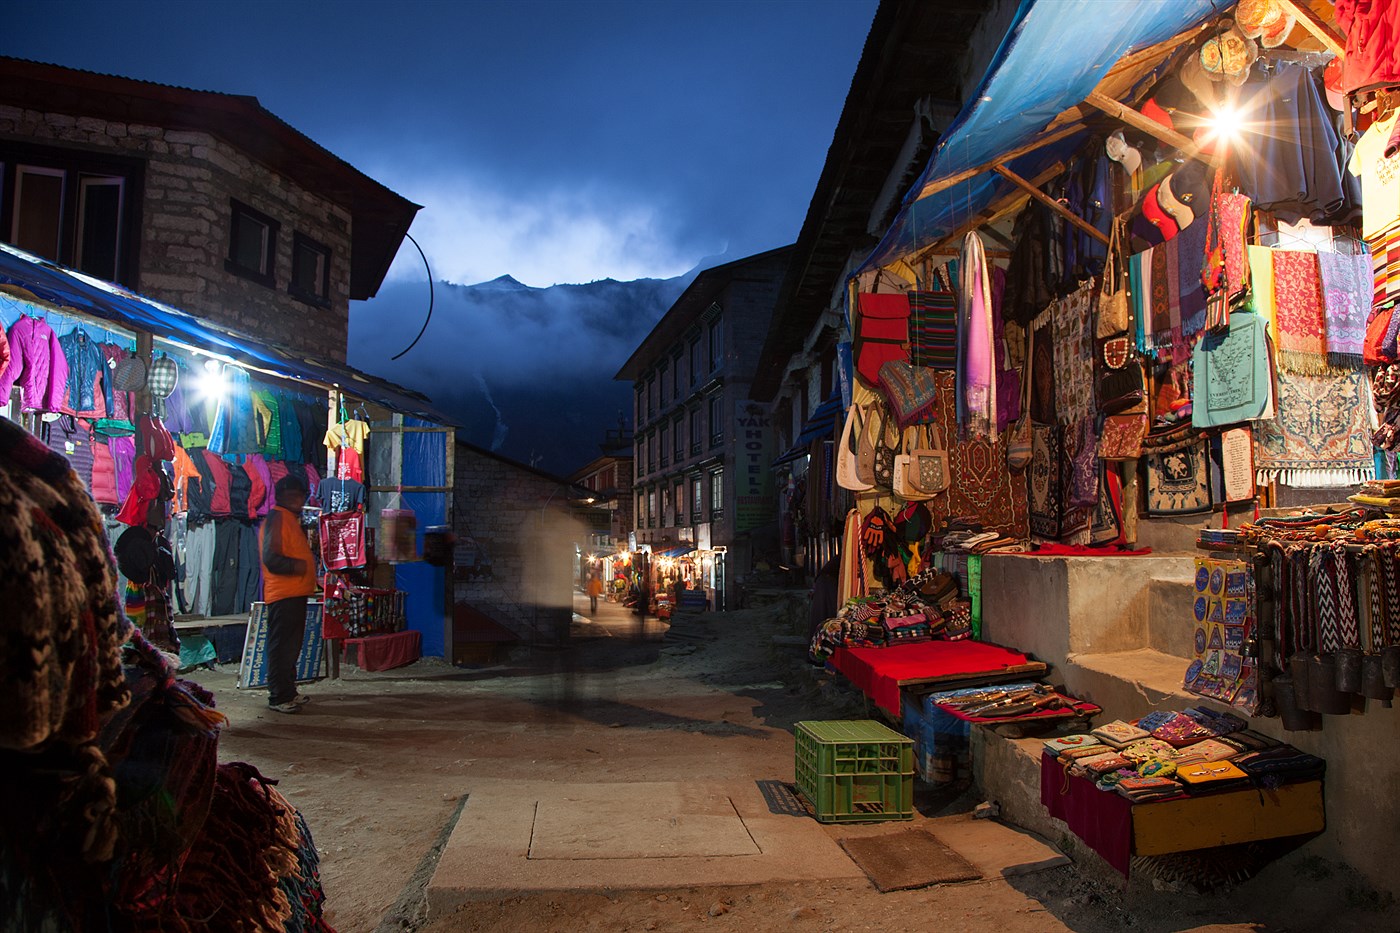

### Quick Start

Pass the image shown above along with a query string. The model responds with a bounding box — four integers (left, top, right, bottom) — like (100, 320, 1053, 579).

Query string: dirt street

(193, 595, 1397, 933)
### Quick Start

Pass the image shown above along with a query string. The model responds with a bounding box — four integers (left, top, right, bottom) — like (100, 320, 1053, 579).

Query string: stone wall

(452, 444, 581, 646)
(0, 105, 353, 362)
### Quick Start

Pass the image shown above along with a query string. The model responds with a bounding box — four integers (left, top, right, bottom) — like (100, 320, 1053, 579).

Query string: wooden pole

(1084, 90, 1197, 153)
(991, 163, 1111, 245)
(1276, 0, 1345, 55)
(914, 122, 1085, 201)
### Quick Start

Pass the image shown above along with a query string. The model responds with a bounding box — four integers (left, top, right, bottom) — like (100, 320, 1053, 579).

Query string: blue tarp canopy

(653, 545, 695, 558)
(0, 242, 454, 425)
(773, 389, 843, 466)
(864, 0, 1225, 270)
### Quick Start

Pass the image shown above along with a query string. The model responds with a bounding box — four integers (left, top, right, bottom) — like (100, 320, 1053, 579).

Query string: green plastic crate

(793, 720, 915, 823)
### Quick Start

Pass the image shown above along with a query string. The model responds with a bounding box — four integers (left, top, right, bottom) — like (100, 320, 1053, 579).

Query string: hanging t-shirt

(317, 476, 365, 514)
(1349, 107, 1400, 240)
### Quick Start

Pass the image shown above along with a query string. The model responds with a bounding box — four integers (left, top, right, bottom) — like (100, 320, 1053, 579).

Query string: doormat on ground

(839, 828, 982, 892)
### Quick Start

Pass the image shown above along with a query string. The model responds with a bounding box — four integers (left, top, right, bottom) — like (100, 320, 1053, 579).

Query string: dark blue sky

(7, 0, 877, 288)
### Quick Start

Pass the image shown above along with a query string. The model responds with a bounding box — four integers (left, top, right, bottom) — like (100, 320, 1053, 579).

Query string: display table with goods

(1039, 706, 1326, 876)
(1197, 505, 1400, 731)
(827, 640, 1048, 718)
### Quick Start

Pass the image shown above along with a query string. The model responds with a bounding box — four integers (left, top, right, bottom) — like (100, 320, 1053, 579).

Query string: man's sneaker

(292, 694, 311, 706)
(268, 701, 301, 714)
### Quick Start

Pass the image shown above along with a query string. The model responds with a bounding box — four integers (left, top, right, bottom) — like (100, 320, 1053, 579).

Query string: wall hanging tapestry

(1052, 281, 1097, 425)
(1029, 422, 1061, 539)
(1184, 557, 1260, 714)
(1144, 438, 1213, 515)
(1255, 367, 1375, 487)
(1191, 310, 1271, 427)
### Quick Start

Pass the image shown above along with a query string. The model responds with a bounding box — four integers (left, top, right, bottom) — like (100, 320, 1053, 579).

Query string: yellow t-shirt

(1348, 108, 1400, 241)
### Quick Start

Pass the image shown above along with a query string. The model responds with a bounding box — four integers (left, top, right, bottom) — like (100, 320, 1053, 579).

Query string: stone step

(1143, 574, 1200, 659)
(1061, 648, 1198, 722)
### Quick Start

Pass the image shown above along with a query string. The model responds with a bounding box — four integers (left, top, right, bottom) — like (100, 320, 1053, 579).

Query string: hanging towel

(958, 232, 997, 439)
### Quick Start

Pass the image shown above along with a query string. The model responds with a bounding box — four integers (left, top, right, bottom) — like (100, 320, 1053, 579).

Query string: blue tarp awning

(772, 389, 843, 466)
(653, 545, 695, 558)
(0, 241, 455, 425)
(864, 0, 1224, 270)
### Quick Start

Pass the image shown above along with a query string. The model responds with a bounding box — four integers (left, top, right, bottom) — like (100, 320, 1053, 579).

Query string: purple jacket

(0, 317, 69, 412)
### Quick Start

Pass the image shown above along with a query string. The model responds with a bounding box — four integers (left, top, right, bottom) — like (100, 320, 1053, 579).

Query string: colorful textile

(1177, 210, 1211, 338)
(829, 640, 1035, 717)
(1371, 224, 1400, 307)
(1150, 243, 1172, 345)
(1144, 438, 1212, 515)
(1246, 244, 1278, 339)
(1029, 423, 1060, 539)
(1218, 192, 1253, 300)
(1273, 249, 1329, 374)
(958, 232, 997, 438)
(909, 286, 958, 370)
(1191, 311, 1271, 428)
(1256, 368, 1375, 487)
(1181, 554, 1260, 708)
(1317, 250, 1372, 368)
(1040, 753, 1135, 877)
(1052, 281, 1096, 427)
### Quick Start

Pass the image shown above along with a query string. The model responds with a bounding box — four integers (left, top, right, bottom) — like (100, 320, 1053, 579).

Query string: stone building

(0, 57, 419, 363)
(567, 421, 635, 556)
(452, 439, 595, 653)
(615, 246, 791, 610)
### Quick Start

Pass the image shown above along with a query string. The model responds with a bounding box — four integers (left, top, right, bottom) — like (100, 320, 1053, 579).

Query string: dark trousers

(266, 595, 308, 705)
(589, 595, 599, 613)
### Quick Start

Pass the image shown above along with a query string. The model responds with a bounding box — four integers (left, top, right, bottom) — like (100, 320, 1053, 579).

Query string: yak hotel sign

(734, 402, 775, 533)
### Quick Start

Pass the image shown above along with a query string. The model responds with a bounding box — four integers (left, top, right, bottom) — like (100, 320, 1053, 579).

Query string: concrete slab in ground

(428, 779, 864, 915)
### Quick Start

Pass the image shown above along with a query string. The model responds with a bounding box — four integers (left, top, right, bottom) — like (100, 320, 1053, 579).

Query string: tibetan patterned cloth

(1052, 281, 1096, 425)
(1272, 249, 1330, 374)
(1255, 368, 1376, 487)
(909, 288, 958, 370)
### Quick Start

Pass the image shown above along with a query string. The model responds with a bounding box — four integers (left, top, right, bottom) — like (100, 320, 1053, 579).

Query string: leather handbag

(856, 402, 879, 486)
(872, 406, 901, 489)
(1097, 217, 1131, 338)
(894, 425, 949, 498)
(836, 403, 874, 491)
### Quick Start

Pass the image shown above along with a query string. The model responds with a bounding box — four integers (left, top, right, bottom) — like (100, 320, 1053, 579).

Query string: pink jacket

(0, 317, 69, 412)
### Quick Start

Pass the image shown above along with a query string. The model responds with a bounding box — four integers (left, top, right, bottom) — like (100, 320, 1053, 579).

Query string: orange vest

(261, 506, 317, 603)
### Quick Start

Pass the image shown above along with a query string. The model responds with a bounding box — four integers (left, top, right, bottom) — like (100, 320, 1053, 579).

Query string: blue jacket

(58, 328, 113, 415)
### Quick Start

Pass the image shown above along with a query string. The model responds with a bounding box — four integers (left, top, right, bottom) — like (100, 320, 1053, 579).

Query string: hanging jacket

(208, 365, 259, 455)
(277, 394, 303, 464)
(0, 316, 69, 411)
(57, 329, 112, 416)
(90, 437, 119, 505)
(252, 389, 283, 459)
(245, 453, 274, 516)
(110, 435, 137, 504)
(197, 448, 233, 515)
(171, 445, 202, 513)
(101, 343, 134, 421)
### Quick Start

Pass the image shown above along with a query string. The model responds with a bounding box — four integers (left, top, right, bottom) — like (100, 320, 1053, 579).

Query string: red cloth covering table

(1040, 751, 1141, 877)
(345, 629, 421, 672)
(828, 641, 1046, 717)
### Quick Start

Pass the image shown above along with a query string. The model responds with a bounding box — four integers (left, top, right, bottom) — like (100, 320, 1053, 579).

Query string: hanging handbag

(894, 425, 946, 500)
(1096, 412, 1149, 461)
(836, 403, 874, 491)
(872, 406, 901, 489)
(855, 402, 880, 486)
(1096, 217, 1131, 338)
(852, 292, 911, 387)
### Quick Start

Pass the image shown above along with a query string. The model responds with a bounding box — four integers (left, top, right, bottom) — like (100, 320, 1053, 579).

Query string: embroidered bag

(872, 406, 901, 489)
(836, 404, 874, 491)
(1096, 413, 1148, 461)
(877, 358, 940, 427)
(1096, 217, 1131, 338)
(894, 425, 950, 498)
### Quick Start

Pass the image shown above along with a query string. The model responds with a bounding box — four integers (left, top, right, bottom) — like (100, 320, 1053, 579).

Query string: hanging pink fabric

(958, 232, 998, 439)
(319, 509, 366, 570)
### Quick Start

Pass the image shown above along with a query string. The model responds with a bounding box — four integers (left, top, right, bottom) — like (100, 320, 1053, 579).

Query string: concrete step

(1062, 648, 1198, 722)
(1143, 572, 1200, 659)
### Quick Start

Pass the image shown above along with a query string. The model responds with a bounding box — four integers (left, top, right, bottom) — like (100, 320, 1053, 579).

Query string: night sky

(6, 0, 877, 470)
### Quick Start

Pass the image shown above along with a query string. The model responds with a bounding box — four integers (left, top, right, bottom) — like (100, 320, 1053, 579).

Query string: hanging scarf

(1316, 250, 1371, 369)
(1245, 244, 1277, 340)
(1370, 548, 1388, 654)
(1313, 545, 1342, 654)
(1385, 543, 1400, 646)
(958, 232, 997, 439)
(1334, 543, 1360, 649)
(1272, 250, 1330, 374)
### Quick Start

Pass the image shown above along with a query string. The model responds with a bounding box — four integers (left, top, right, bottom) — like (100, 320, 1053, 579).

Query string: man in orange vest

(260, 475, 318, 713)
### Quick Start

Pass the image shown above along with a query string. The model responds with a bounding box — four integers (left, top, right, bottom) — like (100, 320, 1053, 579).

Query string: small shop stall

(0, 241, 454, 675)
(798, 0, 1391, 875)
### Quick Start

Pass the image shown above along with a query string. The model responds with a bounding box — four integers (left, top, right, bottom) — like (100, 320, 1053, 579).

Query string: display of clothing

(245, 453, 274, 516)
(100, 343, 134, 422)
(277, 394, 304, 464)
(1348, 106, 1400, 241)
(0, 315, 70, 411)
(1335, 0, 1400, 96)
(210, 519, 261, 616)
(208, 364, 259, 455)
(317, 476, 366, 513)
(252, 389, 282, 459)
(110, 435, 136, 504)
(336, 445, 364, 482)
(57, 329, 113, 416)
(193, 449, 232, 517)
(181, 519, 216, 617)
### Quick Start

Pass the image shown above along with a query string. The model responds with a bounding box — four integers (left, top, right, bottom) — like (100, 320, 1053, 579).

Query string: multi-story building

(615, 246, 790, 610)
(568, 421, 634, 557)
(0, 56, 419, 363)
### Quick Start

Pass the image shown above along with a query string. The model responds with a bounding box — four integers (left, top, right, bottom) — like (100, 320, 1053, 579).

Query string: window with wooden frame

(226, 198, 278, 287)
(290, 232, 331, 307)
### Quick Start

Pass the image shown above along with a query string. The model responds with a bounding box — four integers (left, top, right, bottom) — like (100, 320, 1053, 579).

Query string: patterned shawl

(1316, 250, 1371, 369)
(958, 232, 997, 438)
(1272, 249, 1329, 374)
